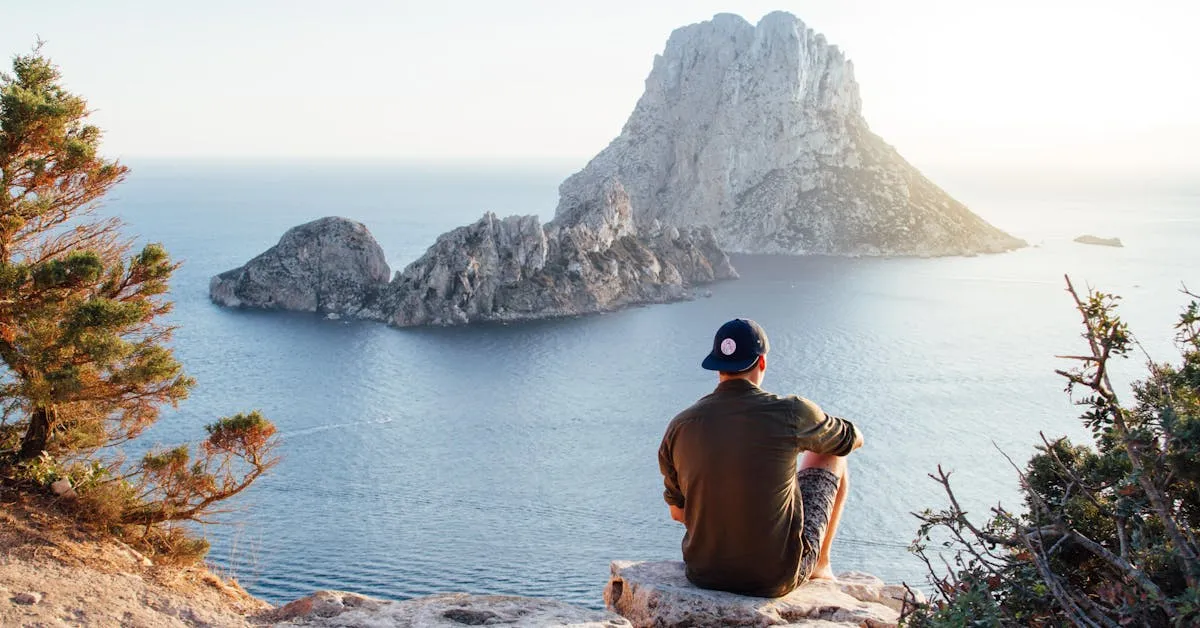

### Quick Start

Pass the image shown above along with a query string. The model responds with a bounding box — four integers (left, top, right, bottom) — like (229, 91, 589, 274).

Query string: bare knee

(800, 451, 848, 478)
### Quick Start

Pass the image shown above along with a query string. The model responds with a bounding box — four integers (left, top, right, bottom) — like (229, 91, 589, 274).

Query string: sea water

(102, 160, 1199, 607)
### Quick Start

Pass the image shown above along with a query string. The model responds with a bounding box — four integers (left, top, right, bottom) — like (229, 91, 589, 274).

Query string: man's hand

(669, 504, 686, 524)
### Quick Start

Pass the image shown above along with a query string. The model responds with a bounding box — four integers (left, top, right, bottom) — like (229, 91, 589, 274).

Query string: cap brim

(701, 353, 759, 372)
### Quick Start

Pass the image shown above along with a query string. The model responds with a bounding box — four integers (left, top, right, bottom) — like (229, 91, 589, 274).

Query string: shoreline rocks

(558, 12, 1024, 257)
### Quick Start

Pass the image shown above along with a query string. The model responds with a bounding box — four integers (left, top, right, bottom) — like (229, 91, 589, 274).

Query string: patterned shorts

(796, 467, 840, 582)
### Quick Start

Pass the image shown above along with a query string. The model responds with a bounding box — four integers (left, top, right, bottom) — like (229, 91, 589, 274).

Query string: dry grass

(0, 483, 104, 567)
(0, 480, 271, 622)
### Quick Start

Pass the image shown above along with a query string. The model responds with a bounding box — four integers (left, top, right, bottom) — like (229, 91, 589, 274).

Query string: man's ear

(758, 355, 768, 371)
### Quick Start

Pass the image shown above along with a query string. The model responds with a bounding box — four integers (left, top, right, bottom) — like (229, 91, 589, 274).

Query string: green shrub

(908, 278, 1200, 627)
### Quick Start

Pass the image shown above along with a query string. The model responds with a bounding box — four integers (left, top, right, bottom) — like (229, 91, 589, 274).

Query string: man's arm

(794, 398, 862, 456)
(659, 428, 687, 523)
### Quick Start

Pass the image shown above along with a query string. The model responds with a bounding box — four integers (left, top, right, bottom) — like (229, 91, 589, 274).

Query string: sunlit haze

(4, 0, 1197, 174)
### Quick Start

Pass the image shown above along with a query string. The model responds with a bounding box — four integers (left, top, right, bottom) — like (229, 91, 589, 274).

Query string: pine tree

(0, 45, 277, 543)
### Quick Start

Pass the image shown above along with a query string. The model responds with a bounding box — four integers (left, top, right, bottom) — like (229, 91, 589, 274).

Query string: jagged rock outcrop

(605, 561, 919, 628)
(266, 590, 631, 627)
(385, 180, 736, 326)
(210, 217, 390, 317)
(558, 12, 1024, 257)
(211, 184, 735, 327)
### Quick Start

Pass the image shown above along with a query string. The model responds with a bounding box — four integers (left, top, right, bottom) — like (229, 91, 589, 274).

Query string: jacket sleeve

(658, 428, 685, 508)
(792, 397, 860, 457)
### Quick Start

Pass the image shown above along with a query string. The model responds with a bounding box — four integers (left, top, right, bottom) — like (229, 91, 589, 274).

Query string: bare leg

(800, 452, 849, 581)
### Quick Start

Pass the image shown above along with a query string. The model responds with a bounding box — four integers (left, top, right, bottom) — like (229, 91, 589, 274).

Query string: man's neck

(718, 374, 761, 387)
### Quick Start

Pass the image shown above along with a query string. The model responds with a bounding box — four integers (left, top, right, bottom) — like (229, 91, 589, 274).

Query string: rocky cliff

(209, 217, 390, 317)
(385, 180, 736, 326)
(558, 11, 1024, 256)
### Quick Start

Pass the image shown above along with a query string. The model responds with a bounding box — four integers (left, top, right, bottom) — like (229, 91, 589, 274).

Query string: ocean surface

(100, 160, 1199, 607)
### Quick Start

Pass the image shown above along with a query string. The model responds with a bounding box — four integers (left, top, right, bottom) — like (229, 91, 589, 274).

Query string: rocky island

(209, 217, 391, 317)
(560, 11, 1024, 256)
(1074, 234, 1124, 247)
(212, 180, 735, 326)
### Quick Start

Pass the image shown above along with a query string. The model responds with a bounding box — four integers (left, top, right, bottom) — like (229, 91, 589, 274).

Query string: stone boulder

(210, 217, 390, 318)
(265, 590, 631, 627)
(604, 561, 918, 628)
(558, 12, 1024, 257)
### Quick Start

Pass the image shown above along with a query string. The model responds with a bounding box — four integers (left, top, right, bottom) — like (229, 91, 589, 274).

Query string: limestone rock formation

(211, 183, 734, 326)
(558, 12, 1024, 257)
(386, 180, 736, 327)
(267, 590, 631, 627)
(210, 217, 390, 317)
(604, 561, 919, 628)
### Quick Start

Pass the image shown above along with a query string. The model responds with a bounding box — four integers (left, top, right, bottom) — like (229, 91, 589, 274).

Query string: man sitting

(658, 318, 863, 597)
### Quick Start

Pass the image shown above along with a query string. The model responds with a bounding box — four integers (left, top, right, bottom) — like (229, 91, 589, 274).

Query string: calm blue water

(101, 161, 1200, 607)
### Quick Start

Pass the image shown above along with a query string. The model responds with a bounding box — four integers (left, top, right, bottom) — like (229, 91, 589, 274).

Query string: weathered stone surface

(558, 12, 1024, 257)
(832, 572, 920, 614)
(386, 179, 736, 327)
(386, 212, 551, 326)
(1074, 234, 1123, 247)
(210, 217, 390, 317)
(604, 561, 915, 628)
(11, 591, 42, 605)
(267, 591, 631, 627)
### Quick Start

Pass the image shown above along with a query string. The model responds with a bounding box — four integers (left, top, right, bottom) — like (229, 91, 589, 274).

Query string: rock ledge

(604, 561, 917, 628)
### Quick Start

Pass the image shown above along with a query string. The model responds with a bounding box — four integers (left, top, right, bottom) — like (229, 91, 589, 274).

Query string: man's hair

(719, 356, 762, 378)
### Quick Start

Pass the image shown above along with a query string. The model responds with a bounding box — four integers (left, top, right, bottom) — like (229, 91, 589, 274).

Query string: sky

(3, 0, 1198, 173)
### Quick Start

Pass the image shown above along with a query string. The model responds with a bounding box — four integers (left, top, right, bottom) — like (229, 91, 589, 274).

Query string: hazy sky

(4, 0, 1197, 172)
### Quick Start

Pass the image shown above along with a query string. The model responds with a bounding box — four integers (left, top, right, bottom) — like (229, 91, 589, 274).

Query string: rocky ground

(0, 492, 268, 627)
(0, 493, 626, 627)
(1, 490, 918, 627)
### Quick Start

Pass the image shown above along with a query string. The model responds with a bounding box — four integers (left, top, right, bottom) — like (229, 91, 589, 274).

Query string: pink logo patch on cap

(720, 338, 737, 355)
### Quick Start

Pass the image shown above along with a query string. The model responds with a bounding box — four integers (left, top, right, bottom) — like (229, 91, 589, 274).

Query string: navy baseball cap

(701, 318, 770, 372)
